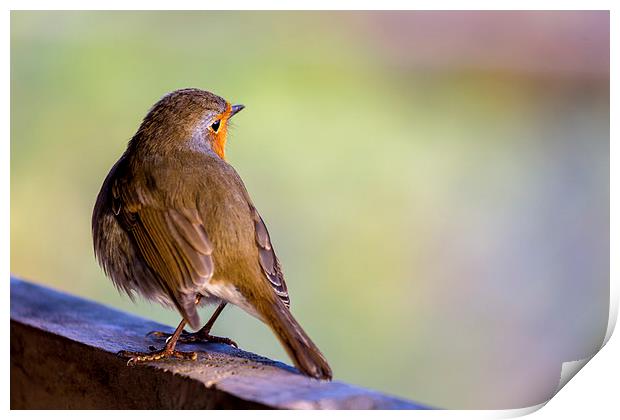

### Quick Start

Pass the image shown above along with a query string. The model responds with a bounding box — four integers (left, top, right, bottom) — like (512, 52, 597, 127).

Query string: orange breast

(212, 103, 232, 160)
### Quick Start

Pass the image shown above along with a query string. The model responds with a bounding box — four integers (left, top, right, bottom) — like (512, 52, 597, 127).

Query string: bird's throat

(213, 135, 226, 160)
(212, 103, 232, 160)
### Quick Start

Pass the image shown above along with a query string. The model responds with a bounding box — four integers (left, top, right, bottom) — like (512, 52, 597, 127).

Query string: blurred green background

(11, 11, 609, 409)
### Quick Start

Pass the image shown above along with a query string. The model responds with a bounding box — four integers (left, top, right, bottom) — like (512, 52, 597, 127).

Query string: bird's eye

(210, 119, 221, 133)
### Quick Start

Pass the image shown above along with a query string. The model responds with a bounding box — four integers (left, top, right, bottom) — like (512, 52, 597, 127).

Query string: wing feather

(250, 206, 290, 307)
(112, 178, 213, 330)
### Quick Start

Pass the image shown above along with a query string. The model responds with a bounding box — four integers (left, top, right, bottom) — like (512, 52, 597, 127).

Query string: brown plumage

(92, 88, 332, 380)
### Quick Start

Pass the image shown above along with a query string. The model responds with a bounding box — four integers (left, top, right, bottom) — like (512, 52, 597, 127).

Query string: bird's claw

(146, 330, 238, 348)
(146, 330, 186, 338)
(117, 349, 197, 365)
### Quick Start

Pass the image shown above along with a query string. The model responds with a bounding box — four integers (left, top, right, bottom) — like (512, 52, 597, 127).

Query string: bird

(92, 88, 332, 380)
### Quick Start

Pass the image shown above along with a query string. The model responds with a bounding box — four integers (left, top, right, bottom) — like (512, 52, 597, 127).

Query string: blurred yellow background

(11, 11, 609, 409)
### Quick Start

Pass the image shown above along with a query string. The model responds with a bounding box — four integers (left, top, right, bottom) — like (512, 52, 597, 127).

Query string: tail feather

(263, 301, 332, 380)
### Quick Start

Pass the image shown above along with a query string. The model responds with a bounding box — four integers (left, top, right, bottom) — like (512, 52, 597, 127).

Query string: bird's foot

(183, 333, 238, 348)
(117, 348, 197, 366)
(146, 330, 238, 348)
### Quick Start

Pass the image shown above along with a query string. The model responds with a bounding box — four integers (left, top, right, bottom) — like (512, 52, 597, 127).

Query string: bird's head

(133, 88, 244, 160)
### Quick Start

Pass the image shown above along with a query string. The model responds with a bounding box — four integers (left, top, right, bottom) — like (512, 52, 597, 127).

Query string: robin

(92, 88, 332, 380)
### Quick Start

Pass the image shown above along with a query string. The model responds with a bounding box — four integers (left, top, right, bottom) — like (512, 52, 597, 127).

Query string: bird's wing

(111, 176, 213, 329)
(250, 205, 290, 307)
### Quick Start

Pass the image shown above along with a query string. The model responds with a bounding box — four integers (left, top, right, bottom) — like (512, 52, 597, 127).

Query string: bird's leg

(147, 301, 237, 347)
(119, 318, 197, 365)
(146, 295, 203, 339)
(182, 302, 238, 347)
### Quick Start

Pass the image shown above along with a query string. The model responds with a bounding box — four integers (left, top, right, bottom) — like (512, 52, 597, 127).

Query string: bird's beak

(230, 104, 245, 118)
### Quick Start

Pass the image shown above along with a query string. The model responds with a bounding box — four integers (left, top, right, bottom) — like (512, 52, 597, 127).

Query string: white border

(0, 1, 616, 11)
(4, 2, 616, 418)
